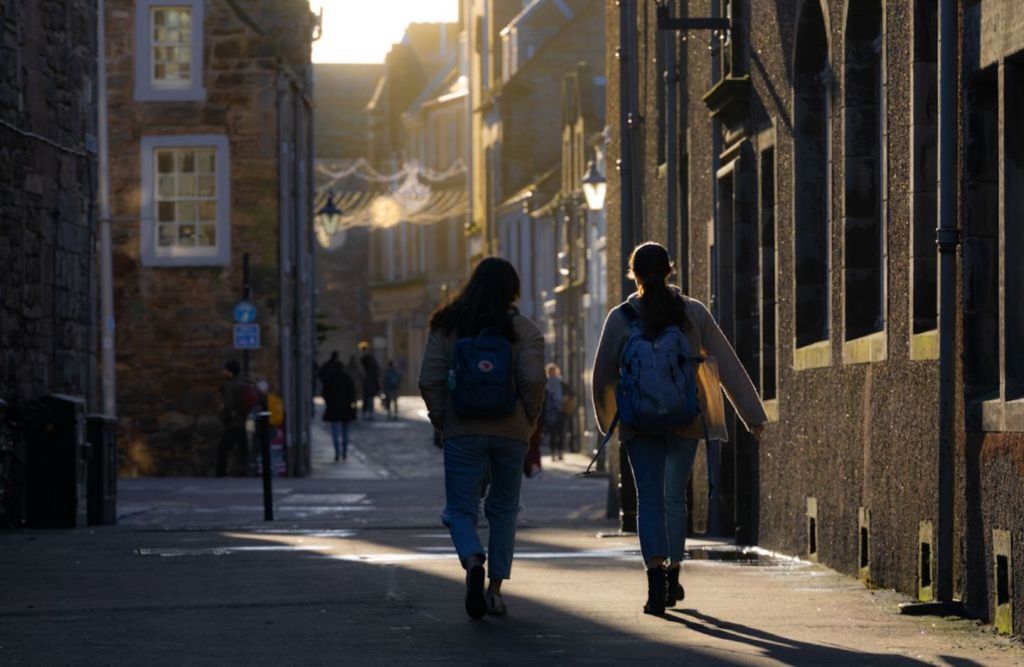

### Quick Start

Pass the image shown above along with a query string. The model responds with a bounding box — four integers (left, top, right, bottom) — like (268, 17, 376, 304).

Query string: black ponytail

(628, 242, 690, 336)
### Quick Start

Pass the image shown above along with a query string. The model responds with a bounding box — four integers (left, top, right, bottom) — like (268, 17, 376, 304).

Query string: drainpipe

(665, 23, 678, 261)
(617, 0, 635, 303)
(934, 0, 958, 605)
(97, 0, 116, 418)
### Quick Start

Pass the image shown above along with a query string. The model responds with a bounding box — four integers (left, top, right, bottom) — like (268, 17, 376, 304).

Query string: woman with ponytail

(592, 242, 767, 615)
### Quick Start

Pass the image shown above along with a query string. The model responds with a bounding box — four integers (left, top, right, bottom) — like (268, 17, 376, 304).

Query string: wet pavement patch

(686, 546, 804, 567)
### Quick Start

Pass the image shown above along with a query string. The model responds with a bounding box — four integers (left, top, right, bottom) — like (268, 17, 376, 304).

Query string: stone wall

(607, 0, 1024, 634)
(106, 0, 312, 476)
(0, 1, 97, 405)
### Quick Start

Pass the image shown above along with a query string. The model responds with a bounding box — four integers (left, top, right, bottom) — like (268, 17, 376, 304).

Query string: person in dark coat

(359, 342, 381, 420)
(217, 360, 248, 476)
(319, 352, 357, 461)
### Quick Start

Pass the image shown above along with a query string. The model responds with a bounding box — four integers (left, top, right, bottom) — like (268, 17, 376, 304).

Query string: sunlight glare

(310, 0, 460, 64)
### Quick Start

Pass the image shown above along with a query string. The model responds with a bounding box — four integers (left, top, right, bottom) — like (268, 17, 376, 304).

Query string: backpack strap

(619, 302, 645, 334)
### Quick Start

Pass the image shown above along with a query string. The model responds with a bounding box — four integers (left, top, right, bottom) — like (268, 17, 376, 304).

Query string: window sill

(793, 340, 831, 371)
(910, 329, 939, 361)
(843, 331, 888, 365)
(763, 399, 779, 422)
(979, 397, 1024, 433)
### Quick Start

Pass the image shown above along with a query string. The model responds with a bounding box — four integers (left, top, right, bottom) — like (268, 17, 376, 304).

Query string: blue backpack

(615, 302, 700, 431)
(449, 326, 517, 418)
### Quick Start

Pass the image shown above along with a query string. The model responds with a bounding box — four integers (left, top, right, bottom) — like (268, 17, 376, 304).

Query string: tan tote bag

(697, 356, 729, 442)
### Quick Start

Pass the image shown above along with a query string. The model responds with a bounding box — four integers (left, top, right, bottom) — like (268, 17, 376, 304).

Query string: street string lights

(312, 158, 469, 250)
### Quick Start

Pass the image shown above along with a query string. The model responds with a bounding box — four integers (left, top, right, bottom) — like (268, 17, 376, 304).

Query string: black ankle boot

(643, 567, 666, 615)
(665, 565, 685, 607)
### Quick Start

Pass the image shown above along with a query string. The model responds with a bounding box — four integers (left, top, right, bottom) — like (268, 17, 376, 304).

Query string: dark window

(760, 148, 777, 400)
(963, 67, 999, 397)
(843, 2, 885, 341)
(793, 0, 830, 347)
(1005, 56, 1024, 398)
(912, 0, 938, 335)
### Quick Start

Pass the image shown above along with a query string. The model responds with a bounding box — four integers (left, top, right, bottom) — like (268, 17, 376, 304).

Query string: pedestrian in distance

(592, 242, 767, 615)
(382, 361, 402, 420)
(216, 360, 248, 477)
(359, 342, 381, 420)
(346, 353, 364, 414)
(542, 362, 574, 461)
(419, 257, 546, 619)
(319, 352, 357, 462)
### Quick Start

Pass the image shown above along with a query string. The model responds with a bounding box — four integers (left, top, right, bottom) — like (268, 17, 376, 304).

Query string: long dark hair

(429, 257, 521, 340)
(627, 242, 690, 336)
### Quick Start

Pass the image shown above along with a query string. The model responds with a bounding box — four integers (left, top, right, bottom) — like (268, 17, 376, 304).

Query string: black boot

(665, 565, 685, 607)
(643, 567, 666, 615)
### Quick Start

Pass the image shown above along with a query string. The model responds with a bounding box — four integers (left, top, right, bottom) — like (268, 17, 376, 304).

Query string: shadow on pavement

(664, 608, 943, 666)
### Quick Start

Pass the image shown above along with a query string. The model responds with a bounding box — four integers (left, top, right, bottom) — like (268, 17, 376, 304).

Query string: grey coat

(592, 288, 768, 442)
(418, 313, 547, 444)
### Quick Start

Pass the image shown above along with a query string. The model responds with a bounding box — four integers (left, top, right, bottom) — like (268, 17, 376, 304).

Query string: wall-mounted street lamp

(316, 192, 343, 234)
(581, 160, 607, 212)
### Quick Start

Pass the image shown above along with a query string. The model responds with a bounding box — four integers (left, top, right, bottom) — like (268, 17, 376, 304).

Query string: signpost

(233, 323, 260, 350)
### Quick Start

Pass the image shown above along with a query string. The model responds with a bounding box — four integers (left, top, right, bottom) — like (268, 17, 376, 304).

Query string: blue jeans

(624, 436, 699, 565)
(330, 421, 349, 458)
(441, 435, 528, 580)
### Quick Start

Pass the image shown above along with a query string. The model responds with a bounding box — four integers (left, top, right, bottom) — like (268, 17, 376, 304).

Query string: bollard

(257, 411, 273, 521)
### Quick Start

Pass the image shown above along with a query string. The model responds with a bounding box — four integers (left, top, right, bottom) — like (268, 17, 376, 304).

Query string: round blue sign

(233, 300, 257, 323)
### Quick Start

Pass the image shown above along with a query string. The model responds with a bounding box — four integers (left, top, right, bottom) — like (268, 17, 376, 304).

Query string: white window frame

(134, 0, 206, 102)
(140, 135, 230, 267)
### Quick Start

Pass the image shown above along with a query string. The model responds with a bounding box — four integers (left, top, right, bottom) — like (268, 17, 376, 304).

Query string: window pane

(180, 151, 195, 173)
(158, 201, 176, 222)
(157, 151, 174, 173)
(197, 174, 215, 196)
(177, 174, 196, 196)
(157, 175, 175, 198)
(157, 224, 175, 247)
(154, 9, 167, 26)
(154, 63, 166, 80)
(198, 224, 216, 247)
(199, 201, 216, 222)
(178, 224, 196, 245)
(196, 151, 215, 173)
(177, 201, 197, 222)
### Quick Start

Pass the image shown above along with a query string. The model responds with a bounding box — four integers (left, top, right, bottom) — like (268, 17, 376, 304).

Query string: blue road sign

(233, 300, 257, 323)
(233, 323, 260, 350)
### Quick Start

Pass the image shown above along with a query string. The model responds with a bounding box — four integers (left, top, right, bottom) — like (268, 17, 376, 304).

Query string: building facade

(463, 0, 607, 451)
(313, 63, 383, 368)
(605, 0, 1023, 635)
(0, 1, 99, 410)
(106, 0, 316, 476)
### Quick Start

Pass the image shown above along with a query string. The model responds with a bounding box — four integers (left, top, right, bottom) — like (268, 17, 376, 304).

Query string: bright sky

(310, 0, 460, 64)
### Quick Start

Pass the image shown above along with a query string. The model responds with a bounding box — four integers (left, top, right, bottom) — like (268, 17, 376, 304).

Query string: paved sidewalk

(3, 404, 1022, 664)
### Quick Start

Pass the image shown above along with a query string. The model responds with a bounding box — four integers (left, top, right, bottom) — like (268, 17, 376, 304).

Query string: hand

(750, 424, 765, 441)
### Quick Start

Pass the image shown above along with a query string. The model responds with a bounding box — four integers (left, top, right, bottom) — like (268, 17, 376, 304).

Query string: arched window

(793, 0, 830, 349)
(842, 1, 884, 344)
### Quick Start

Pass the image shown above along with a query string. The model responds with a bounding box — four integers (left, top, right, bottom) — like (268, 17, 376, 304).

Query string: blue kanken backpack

(449, 326, 517, 418)
(615, 302, 700, 431)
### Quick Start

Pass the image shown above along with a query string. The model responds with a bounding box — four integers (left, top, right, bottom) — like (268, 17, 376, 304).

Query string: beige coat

(592, 289, 768, 442)
(418, 313, 546, 444)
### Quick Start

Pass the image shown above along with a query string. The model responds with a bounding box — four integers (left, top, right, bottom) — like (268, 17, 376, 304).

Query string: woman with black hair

(419, 257, 546, 619)
(592, 242, 767, 615)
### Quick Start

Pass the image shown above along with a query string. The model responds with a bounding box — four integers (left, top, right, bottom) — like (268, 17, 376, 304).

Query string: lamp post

(316, 192, 343, 234)
(581, 159, 607, 212)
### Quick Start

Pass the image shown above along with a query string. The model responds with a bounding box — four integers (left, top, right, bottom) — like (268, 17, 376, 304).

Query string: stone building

(105, 0, 317, 476)
(604, 0, 1023, 635)
(462, 0, 606, 449)
(313, 63, 383, 369)
(363, 24, 469, 394)
(0, 1, 98, 407)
